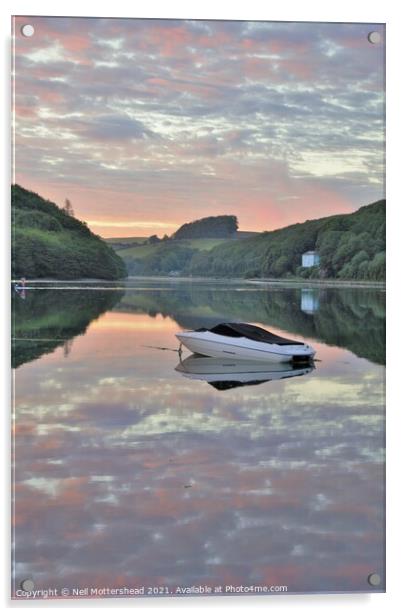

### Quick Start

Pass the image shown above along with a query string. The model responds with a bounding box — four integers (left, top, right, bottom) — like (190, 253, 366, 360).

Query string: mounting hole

(20, 579, 35, 591)
(367, 572, 381, 587)
(368, 31, 381, 45)
(21, 24, 35, 38)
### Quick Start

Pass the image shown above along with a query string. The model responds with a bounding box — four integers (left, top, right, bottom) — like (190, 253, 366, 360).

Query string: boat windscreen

(209, 323, 304, 346)
(208, 324, 243, 337)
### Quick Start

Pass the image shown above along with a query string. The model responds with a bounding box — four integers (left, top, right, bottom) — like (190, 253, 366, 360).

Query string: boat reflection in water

(175, 354, 314, 391)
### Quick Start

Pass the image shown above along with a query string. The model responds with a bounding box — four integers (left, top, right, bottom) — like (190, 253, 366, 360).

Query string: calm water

(12, 279, 385, 597)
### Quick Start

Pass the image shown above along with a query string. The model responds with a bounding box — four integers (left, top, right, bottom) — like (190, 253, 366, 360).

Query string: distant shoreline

(11, 276, 385, 289)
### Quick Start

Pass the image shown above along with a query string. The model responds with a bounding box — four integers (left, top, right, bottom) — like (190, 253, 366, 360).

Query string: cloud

(13, 17, 385, 236)
(77, 115, 156, 141)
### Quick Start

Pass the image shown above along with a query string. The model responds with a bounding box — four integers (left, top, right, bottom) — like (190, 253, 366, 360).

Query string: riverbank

(246, 277, 386, 289)
(126, 276, 386, 289)
(12, 276, 386, 289)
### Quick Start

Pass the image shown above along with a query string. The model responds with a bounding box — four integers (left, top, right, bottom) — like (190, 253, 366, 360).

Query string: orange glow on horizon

(14, 175, 358, 239)
(90, 312, 174, 331)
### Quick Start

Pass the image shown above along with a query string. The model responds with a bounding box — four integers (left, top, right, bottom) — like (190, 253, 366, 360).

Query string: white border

(2, 1, 401, 614)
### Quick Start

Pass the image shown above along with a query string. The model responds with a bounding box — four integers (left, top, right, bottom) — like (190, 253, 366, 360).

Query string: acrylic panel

(11, 16, 385, 600)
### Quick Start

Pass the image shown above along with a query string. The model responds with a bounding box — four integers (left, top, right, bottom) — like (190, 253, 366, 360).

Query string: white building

(302, 251, 320, 267)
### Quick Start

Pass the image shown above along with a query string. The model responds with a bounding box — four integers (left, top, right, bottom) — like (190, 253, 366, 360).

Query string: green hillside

(114, 200, 385, 281)
(104, 236, 148, 251)
(109, 214, 249, 275)
(189, 200, 385, 281)
(12, 185, 127, 280)
(116, 237, 232, 275)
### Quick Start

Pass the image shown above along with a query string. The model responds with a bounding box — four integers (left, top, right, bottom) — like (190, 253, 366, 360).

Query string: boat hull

(176, 331, 315, 363)
(176, 355, 314, 382)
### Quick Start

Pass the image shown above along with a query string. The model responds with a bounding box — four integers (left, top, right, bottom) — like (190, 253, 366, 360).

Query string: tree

(62, 198, 74, 217)
(368, 252, 385, 280)
(272, 255, 290, 277)
(174, 215, 238, 239)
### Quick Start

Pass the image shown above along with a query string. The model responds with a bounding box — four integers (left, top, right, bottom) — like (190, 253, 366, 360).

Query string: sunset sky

(13, 17, 385, 237)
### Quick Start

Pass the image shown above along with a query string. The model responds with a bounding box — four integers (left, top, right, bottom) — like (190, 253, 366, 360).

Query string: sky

(13, 17, 385, 237)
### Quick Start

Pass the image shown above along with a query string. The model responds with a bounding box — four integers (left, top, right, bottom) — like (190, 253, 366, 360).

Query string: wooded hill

(115, 200, 385, 281)
(173, 215, 238, 239)
(12, 185, 127, 280)
(189, 200, 385, 280)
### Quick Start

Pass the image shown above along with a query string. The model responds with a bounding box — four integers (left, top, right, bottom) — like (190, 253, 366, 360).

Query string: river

(11, 279, 385, 597)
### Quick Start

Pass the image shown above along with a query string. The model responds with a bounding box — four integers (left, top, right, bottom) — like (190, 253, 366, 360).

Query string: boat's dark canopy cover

(196, 322, 304, 346)
(208, 379, 268, 391)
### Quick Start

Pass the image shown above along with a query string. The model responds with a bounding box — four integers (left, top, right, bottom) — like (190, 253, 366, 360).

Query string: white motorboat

(176, 322, 316, 363)
(175, 354, 314, 390)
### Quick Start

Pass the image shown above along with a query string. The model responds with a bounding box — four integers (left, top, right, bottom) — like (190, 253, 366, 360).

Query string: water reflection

(12, 282, 385, 369)
(176, 355, 314, 391)
(12, 281, 385, 596)
(12, 286, 124, 368)
(116, 282, 385, 365)
(300, 288, 320, 314)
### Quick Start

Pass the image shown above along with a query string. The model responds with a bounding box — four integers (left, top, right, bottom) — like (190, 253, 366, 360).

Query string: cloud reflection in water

(12, 297, 385, 595)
